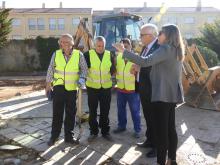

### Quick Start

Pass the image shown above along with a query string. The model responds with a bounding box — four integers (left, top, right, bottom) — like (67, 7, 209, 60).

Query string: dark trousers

(152, 102, 178, 165)
(51, 85, 77, 141)
(87, 87, 111, 135)
(139, 82, 156, 147)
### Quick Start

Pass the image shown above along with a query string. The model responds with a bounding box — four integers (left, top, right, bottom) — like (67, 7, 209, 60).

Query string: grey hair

(141, 23, 158, 37)
(58, 33, 74, 46)
(94, 36, 106, 47)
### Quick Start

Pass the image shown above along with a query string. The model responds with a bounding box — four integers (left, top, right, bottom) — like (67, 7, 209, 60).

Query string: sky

(1, 0, 220, 10)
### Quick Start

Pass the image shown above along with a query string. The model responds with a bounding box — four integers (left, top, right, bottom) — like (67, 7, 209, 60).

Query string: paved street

(0, 90, 220, 165)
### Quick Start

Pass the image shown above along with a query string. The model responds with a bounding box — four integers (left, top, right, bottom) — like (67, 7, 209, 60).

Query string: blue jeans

(117, 90, 141, 133)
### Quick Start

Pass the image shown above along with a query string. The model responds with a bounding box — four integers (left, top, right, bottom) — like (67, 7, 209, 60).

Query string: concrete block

(13, 134, 29, 142)
(40, 147, 63, 161)
(34, 142, 49, 152)
(0, 127, 18, 136)
(17, 135, 37, 146)
(31, 130, 48, 139)
(24, 126, 39, 134)
(6, 131, 25, 140)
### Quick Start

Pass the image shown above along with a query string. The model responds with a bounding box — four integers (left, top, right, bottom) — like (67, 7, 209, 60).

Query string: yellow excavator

(73, 14, 220, 111)
(183, 43, 220, 111)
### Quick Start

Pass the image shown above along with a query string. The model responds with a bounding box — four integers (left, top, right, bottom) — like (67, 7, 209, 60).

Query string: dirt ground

(0, 135, 44, 164)
(0, 79, 45, 101)
(0, 77, 46, 164)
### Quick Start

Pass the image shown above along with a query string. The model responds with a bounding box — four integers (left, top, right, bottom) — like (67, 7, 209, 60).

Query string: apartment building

(6, 2, 92, 39)
(1, 1, 220, 39)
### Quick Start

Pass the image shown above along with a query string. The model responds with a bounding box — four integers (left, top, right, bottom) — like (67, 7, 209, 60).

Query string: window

(162, 17, 169, 24)
(184, 33, 193, 39)
(72, 18, 80, 27)
(169, 17, 177, 24)
(93, 22, 101, 38)
(184, 17, 195, 24)
(103, 20, 116, 48)
(125, 19, 140, 41)
(12, 19, 21, 27)
(49, 18, 56, 30)
(12, 35, 22, 40)
(143, 17, 149, 23)
(29, 35, 36, 39)
(50, 35, 60, 38)
(162, 17, 177, 24)
(28, 18, 36, 30)
(37, 18, 45, 30)
(207, 17, 215, 23)
(58, 18, 65, 30)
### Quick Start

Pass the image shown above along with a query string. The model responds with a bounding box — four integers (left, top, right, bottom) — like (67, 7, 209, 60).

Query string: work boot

(65, 137, 79, 145)
(171, 160, 178, 165)
(47, 138, 58, 146)
(102, 133, 113, 142)
(87, 134, 98, 142)
(136, 140, 152, 148)
(113, 127, 126, 134)
(146, 148, 157, 158)
(133, 132, 140, 138)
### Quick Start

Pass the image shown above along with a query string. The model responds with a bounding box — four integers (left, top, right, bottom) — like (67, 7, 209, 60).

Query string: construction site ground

(0, 76, 220, 165)
(0, 76, 45, 101)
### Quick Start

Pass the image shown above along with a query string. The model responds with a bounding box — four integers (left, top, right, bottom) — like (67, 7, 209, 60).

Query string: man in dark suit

(133, 24, 160, 158)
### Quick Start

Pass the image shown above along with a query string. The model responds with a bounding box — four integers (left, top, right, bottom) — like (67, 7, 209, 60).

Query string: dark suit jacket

(139, 40, 160, 101)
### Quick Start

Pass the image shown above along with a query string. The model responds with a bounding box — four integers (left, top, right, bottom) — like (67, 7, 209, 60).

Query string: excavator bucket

(184, 66, 220, 111)
(185, 83, 219, 111)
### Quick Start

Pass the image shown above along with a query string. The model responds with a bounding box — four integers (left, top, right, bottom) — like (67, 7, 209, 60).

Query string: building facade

(8, 8, 92, 40)
(2, 2, 220, 40)
(114, 7, 220, 39)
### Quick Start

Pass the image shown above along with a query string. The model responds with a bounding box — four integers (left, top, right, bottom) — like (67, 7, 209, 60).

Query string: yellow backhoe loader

(183, 43, 220, 111)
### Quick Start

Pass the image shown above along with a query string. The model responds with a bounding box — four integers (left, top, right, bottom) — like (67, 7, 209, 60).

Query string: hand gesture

(130, 64, 140, 75)
(112, 43, 125, 53)
(45, 82, 52, 96)
(78, 78, 86, 89)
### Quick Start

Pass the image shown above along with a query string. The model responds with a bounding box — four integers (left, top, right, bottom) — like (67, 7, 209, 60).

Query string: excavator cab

(93, 12, 143, 51)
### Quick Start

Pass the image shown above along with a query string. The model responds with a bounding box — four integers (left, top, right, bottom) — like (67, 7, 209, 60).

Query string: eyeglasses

(140, 33, 152, 37)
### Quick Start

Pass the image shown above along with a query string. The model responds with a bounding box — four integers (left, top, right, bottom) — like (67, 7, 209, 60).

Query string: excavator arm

(73, 18, 93, 123)
(183, 43, 220, 111)
(73, 18, 94, 52)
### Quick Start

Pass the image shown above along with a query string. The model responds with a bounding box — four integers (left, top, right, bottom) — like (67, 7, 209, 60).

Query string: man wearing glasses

(45, 34, 88, 146)
(134, 24, 160, 158)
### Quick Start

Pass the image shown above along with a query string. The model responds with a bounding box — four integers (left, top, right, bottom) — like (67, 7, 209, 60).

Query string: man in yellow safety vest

(84, 36, 115, 142)
(113, 38, 141, 138)
(45, 34, 88, 146)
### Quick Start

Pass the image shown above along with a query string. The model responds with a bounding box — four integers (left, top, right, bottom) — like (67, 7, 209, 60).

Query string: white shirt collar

(147, 38, 157, 50)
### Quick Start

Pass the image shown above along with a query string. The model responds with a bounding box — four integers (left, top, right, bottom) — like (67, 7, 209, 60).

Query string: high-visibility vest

(86, 49, 112, 89)
(53, 49, 80, 91)
(116, 53, 135, 90)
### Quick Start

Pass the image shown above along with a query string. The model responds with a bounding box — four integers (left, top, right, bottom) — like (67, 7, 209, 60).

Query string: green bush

(187, 38, 219, 67)
(0, 9, 12, 48)
(197, 46, 219, 67)
(196, 19, 220, 60)
(36, 36, 59, 70)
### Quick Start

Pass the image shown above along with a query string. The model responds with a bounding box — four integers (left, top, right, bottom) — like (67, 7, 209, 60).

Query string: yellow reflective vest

(53, 49, 80, 91)
(86, 49, 112, 89)
(116, 53, 135, 90)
